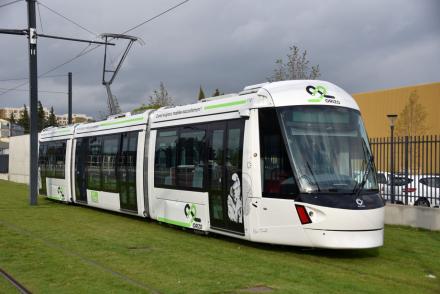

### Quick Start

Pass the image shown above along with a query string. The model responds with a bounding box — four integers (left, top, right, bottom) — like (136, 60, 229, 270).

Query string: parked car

(377, 171, 439, 207)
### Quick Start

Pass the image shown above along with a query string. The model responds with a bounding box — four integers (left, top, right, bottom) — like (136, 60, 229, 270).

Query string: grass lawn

(0, 179, 439, 293)
(0, 273, 19, 293)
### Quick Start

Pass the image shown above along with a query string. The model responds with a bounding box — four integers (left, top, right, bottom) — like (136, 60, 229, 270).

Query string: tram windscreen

(278, 106, 378, 194)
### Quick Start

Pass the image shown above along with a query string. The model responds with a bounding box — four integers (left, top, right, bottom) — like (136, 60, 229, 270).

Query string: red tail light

(295, 205, 312, 225)
(403, 187, 416, 193)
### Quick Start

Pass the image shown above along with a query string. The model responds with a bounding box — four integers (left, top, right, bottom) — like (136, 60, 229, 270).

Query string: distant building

(0, 119, 24, 154)
(0, 140, 8, 155)
(0, 106, 50, 120)
(0, 107, 21, 120)
(0, 119, 24, 138)
(56, 113, 94, 126)
(0, 119, 9, 138)
(0, 107, 93, 127)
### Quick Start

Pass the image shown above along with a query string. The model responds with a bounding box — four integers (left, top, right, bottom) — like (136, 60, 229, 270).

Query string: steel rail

(0, 267, 32, 294)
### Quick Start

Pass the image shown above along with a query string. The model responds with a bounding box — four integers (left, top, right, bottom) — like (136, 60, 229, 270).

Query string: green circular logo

(184, 204, 197, 222)
(312, 85, 327, 99)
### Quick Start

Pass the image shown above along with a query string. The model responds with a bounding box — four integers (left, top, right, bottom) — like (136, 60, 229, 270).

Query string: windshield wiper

(305, 161, 321, 192)
(353, 140, 374, 196)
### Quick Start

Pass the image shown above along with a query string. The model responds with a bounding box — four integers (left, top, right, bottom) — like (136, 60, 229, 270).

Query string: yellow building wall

(352, 82, 440, 138)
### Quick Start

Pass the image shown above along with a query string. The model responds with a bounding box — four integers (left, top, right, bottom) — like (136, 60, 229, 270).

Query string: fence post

(390, 131, 395, 204)
(404, 136, 409, 205)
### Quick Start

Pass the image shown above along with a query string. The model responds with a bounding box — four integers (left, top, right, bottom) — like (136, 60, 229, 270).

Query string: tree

(149, 82, 174, 108)
(18, 104, 29, 133)
(37, 100, 47, 131)
(132, 82, 174, 113)
(131, 103, 160, 113)
(212, 88, 220, 97)
(395, 90, 428, 137)
(47, 107, 58, 127)
(8, 111, 15, 125)
(269, 45, 320, 81)
(198, 86, 205, 100)
(74, 117, 88, 123)
(96, 111, 109, 121)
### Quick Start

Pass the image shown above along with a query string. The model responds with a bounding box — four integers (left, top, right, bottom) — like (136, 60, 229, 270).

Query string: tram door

(208, 120, 244, 234)
(75, 138, 88, 203)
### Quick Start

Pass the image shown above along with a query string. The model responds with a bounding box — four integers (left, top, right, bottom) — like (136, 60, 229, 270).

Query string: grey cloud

(0, 0, 439, 117)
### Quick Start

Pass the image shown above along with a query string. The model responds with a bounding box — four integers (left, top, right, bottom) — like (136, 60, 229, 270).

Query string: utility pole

(27, 0, 38, 205)
(0, 3, 114, 206)
(68, 72, 72, 124)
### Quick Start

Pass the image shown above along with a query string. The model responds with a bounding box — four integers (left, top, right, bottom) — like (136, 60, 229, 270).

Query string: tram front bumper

(301, 205, 385, 248)
(304, 228, 384, 249)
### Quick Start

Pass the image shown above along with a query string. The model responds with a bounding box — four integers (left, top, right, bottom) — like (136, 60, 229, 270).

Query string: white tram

(39, 80, 384, 249)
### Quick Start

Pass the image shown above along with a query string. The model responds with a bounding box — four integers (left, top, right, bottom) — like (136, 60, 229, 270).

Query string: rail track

(0, 267, 32, 294)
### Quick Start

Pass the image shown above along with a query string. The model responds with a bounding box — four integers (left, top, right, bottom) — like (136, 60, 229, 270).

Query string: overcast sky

(0, 0, 439, 118)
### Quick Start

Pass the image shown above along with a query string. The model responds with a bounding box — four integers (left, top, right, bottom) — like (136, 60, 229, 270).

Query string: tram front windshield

(278, 106, 378, 194)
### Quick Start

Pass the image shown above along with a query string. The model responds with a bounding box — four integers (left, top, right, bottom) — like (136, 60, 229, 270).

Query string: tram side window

(39, 140, 66, 195)
(118, 132, 138, 211)
(155, 130, 178, 186)
(101, 134, 120, 193)
(79, 132, 139, 199)
(39, 140, 66, 180)
(38, 143, 48, 195)
(259, 109, 298, 198)
(87, 136, 103, 191)
(177, 128, 206, 189)
(50, 141, 67, 179)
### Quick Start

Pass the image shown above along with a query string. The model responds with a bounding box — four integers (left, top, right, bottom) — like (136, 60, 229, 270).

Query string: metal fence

(370, 135, 440, 207)
(0, 154, 8, 173)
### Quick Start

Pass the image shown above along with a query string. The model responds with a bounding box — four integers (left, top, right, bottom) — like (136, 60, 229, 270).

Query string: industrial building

(352, 82, 440, 138)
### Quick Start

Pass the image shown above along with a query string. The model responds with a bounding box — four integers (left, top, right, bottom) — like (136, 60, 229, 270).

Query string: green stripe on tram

(204, 99, 247, 110)
(47, 194, 63, 200)
(157, 217, 191, 228)
(99, 117, 144, 127)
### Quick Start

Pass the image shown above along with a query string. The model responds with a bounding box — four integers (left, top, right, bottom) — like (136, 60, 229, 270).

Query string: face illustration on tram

(227, 173, 243, 223)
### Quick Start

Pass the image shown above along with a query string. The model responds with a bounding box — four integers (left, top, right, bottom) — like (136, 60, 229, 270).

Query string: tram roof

(39, 80, 359, 139)
(151, 80, 359, 123)
(39, 124, 76, 140)
(74, 111, 150, 134)
(263, 80, 359, 109)
(40, 111, 151, 139)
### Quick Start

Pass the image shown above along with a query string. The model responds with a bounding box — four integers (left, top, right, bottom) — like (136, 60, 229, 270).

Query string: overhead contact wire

(0, 0, 191, 95)
(37, 0, 97, 37)
(0, 0, 22, 9)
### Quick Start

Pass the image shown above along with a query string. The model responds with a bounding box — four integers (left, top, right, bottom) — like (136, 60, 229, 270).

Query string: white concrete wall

(385, 204, 440, 231)
(8, 134, 29, 184)
(0, 173, 8, 180)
